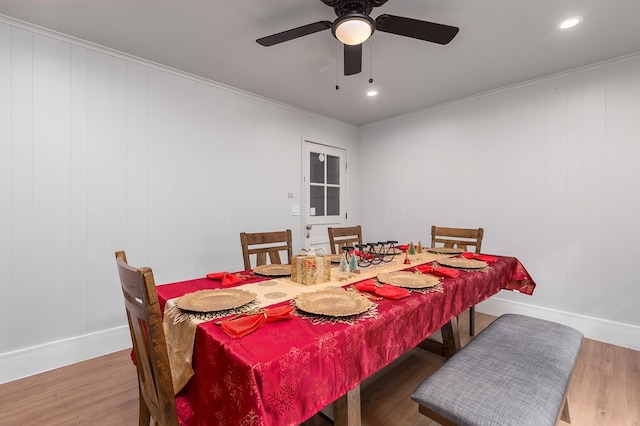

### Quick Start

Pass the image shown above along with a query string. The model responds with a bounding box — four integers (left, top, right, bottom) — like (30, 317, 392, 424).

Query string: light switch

(291, 205, 300, 216)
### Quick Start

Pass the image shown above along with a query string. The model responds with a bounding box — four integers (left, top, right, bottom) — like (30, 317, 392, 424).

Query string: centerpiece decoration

(291, 247, 331, 285)
(342, 240, 398, 268)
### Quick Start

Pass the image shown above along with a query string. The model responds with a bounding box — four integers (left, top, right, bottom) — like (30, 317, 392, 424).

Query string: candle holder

(346, 240, 398, 267)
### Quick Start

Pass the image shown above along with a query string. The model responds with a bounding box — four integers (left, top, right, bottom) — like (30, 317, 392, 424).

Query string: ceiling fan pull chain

(336, 42, 340, 90)
(369, 41, 374, 84)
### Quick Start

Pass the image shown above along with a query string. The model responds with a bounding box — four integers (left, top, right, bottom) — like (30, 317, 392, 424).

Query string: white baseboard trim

(0, 326, 131, 384)
(477, 297, 640, 351)
(2, 301, 638, 385)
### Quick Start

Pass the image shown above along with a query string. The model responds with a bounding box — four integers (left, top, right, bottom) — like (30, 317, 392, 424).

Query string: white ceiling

(1, 0, 640, 126)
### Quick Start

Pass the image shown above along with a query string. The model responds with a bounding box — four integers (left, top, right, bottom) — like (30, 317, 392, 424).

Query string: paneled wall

(2, 13, 639, 383)
(0, 19, 358, 381)
(358, 54, 640, 348)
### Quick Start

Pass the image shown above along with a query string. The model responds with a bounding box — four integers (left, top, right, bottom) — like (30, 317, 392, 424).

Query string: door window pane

(327, 155, 340, 185)
(327, 187, 340, 216)
(310, 185, 325, 216)
(310, 152, 325, 184)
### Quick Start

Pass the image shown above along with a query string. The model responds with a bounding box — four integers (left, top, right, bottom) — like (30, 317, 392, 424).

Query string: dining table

(155, 250, 536, 426)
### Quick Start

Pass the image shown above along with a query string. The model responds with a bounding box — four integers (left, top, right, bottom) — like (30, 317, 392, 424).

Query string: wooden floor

(1, 312, 638, 426)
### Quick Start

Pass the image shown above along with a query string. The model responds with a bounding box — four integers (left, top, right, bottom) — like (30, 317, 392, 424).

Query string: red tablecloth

(157, 256, 535, 426)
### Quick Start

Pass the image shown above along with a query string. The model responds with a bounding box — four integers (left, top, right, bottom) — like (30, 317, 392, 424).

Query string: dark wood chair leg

(138, 387, 151, 426)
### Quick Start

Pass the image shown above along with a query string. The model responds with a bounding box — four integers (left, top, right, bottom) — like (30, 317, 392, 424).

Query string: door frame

(301, 137, 348, 252)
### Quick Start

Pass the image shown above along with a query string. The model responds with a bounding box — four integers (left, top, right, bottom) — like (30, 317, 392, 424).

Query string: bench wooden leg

(469, 305, 476, 336)
(557, 351, 578, 424)
(333, 385, 361, 426)
(560, 396, 571, 423)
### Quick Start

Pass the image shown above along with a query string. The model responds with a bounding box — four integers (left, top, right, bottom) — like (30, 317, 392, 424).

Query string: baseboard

(477, 297, 640, 351)
(0, 326, 131, 385)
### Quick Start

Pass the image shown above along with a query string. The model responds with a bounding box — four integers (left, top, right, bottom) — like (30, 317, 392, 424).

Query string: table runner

(235, 254, 449, 301)
(157, 255, 535, 425)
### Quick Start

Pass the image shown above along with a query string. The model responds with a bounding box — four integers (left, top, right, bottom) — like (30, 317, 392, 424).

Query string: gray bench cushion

(412, 314, 583, 426)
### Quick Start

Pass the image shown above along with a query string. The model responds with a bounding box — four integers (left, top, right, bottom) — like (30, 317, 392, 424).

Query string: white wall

(358, 54, 640, 350)
(2, 14, 639, 384)
(0, 18, 358, 383)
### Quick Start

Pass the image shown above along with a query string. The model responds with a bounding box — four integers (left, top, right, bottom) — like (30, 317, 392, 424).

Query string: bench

(411, 314, 583, 426)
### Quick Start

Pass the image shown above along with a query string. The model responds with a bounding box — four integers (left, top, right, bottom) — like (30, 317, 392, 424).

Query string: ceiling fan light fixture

(332, 13, 375, 45)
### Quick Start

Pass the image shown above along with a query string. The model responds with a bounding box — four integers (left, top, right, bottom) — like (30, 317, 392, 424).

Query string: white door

(302, 140, 347, 252)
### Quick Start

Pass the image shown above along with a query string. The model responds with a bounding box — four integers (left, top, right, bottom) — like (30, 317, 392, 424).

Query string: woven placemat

(253, 264, 292, 277)
(291, 299, 378, 325)
(436, 257, 488, 269)
(377, 271, 440, 288)
(295, 288, 372, 317)
(167, 299, 261, 324)
(176, 288, 257, 312)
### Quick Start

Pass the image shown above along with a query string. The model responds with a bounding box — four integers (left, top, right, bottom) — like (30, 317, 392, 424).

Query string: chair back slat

(430, 226, 485, 336)
(240, 230, 293, 270)
(328, 225, 363, 254)
(431, 226, 484, 254)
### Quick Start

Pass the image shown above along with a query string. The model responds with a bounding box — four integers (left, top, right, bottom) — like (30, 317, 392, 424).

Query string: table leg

(440, 318, 461, 358)
(333, 384, 361, 426)
(417, 318, 461, 359)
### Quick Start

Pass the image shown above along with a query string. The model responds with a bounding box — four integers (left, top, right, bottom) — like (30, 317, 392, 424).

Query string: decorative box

(291, 254, 331, 285)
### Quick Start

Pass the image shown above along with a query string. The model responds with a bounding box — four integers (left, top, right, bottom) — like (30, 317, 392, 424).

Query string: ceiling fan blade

(344, 44, 362, 76)
(375, 14, 459, 45)
(256, 21, 332, 47)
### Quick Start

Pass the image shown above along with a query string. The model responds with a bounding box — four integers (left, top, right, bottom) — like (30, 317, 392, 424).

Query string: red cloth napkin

(206, 271, 228, 279)
(396, 244, 409, 251)
(414, 264, 460, 278)
(220, 305, 294, 338)
(462, 252, 498, 262)
(221, 274, 245, 286)
(206, 272, 246, 286)
(355, 279, 410, 299)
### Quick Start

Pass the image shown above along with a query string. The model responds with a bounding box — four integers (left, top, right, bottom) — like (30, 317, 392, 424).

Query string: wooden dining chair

(431, 226, 484, 336)
(327, 225, 363, 254)
(115, 251, 179, 426)
(240, 229, 293, 270)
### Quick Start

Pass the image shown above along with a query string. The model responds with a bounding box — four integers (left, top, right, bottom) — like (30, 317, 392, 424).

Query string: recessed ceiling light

(367, 90, 378, 97)
(558, 16, 582, 30)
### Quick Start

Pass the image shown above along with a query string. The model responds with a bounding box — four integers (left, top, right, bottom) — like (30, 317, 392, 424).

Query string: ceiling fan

(256, 0, 459, 76)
